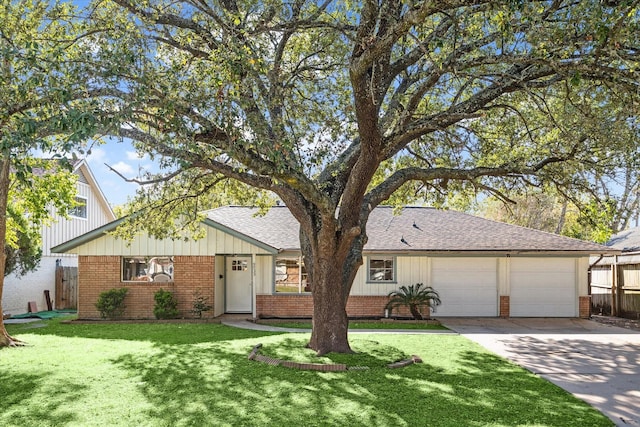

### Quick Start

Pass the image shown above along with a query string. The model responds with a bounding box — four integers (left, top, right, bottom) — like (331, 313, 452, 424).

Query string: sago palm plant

(386, 283, 441, 320)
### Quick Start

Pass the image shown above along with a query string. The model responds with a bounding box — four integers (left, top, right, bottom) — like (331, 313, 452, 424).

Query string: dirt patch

(591, 315, 640, 332)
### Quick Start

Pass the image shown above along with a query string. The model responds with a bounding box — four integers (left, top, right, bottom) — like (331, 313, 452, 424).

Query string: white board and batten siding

(254, 255, 275, 295)
(66, 226, 273, 256)
(45, 181, 114, 257)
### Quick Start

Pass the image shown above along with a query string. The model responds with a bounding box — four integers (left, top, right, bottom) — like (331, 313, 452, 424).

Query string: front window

(122, 256, 174, 282)
(275, 256, 308, 293)
(368, 256, 395, 282)
(70, 196, 87, 219)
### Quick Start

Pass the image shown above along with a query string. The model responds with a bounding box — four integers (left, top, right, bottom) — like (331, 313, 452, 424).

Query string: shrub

(153, 289, 179, 319)
(386, 283, 441, 320)
(191, 289, 213, 318)
(95, 288, 128, 319)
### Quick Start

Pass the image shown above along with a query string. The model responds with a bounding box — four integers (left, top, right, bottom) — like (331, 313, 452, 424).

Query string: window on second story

(69, 196, 87, 219)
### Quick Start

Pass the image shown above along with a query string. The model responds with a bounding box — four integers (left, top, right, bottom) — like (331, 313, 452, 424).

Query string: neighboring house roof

(606, 227, 640, 253)
(52, 205, 617, 255)
(205, 206, 616, 254)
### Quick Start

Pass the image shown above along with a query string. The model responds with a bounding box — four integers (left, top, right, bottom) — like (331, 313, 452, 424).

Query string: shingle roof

(205, 206, 616, 254)
(606, 227, 640, 253)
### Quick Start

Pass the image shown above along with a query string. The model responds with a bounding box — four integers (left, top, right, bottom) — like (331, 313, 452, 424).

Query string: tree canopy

(0, 0, 102, 347)
(76, 0, 640, 354)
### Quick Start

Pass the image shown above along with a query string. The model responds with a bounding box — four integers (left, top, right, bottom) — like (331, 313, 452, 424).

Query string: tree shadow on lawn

(0, 370, 87, 426)
(7, 321, 279, 345)
(112, 338, 612, 427)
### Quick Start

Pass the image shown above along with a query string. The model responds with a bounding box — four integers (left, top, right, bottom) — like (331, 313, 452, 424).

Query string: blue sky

(83, 139, 151, 207)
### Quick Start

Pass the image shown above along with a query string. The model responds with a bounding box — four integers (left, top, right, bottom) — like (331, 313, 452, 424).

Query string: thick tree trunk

(298, 213, 367, 356)
(308, 261, 353, 355)
(0, 157, 21, 347)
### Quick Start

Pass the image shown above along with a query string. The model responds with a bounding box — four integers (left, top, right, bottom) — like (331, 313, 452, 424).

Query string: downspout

(588, 254, 605, 297)
(612, 254, 619, 316)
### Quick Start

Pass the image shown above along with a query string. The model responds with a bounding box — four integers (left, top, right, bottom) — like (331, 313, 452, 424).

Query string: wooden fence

(591, 264, 640, 319)
(55, 266, 78, 310)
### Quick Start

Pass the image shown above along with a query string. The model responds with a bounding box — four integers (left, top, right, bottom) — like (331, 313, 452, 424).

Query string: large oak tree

(86, 0, 639, 354)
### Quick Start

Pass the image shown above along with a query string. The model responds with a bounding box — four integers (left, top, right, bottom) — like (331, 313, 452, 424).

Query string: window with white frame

(368, 256, 395, 282)
(122, 256, 174, 282)
(275, 256, 309, 293)
(69, 196, 87, 219)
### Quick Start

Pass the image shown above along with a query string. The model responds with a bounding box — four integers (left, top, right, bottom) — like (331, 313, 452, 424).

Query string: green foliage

(95, 288, 128, 319)
(4, 203, 41, 277)
(0, 0, 103, 319)
(190, 289, 212, 318)
(386, 283, 442, 320)
(153, 289, 179, 319)
(74, 0, 640, 352)
(565, 199, 617, 244)
(480, 191, 617, 244)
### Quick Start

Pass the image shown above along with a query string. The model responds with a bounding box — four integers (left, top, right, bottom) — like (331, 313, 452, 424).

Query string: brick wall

(78, 256, 215, 319)
(499, 296, 510, 318)
(256, 294, 422, 318)
(579, 295, 591, 318)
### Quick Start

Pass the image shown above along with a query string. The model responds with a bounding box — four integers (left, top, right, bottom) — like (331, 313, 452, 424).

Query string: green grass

(1, 317, 612, 427)
(260, 320, 448, 330)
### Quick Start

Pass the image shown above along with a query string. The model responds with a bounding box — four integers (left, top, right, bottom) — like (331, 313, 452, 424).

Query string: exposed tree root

(0, 329, 25, 347)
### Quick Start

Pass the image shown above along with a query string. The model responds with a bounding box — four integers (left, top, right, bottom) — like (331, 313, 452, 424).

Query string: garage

(510, 257, 577, 317)
(431, 257, 498, 317)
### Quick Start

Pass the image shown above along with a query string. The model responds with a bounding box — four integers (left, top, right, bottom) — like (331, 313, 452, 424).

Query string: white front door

(226, 256, 252, 313)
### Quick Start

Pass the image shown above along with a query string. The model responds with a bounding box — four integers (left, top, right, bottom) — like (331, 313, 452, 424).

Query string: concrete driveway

(440, 318, 640, 427)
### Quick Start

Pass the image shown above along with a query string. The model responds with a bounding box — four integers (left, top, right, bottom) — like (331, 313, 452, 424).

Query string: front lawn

(1, 318, 612, 427)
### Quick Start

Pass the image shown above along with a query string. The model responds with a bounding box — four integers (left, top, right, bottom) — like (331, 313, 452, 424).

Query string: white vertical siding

(350, 255, 430, 296)
(69, 226, 273, 256)
(255, 255, 274, 294)
(45, 181, 113, 256)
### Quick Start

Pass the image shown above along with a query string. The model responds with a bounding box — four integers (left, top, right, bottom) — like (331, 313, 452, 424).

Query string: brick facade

(78, 255, 215, 319)
(78, 256, 589, 320)
(499, 296, 510, 318)
(256, 294, 422, 318)
(579, 295, 591, 319)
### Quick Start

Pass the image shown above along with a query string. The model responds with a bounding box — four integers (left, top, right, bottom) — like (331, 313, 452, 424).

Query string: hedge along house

(51, 206, 618, 320)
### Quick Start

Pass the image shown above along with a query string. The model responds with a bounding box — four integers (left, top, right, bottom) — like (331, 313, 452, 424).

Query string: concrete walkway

(440, 318, 640, 427)
(220, 319, 455, 334)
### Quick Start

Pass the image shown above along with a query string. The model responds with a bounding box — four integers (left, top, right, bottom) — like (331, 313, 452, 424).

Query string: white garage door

(431, 258, 497, 317)
(510, 258, 577, 317)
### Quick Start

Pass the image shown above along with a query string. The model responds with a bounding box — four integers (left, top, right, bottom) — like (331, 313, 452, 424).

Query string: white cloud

(110, 161, 135, 176)
(86, 147, 107, 164)
(126, 150, 147, 160)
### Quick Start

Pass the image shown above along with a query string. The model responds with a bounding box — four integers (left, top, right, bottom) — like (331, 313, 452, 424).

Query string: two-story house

(2, 159, 115, 316)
